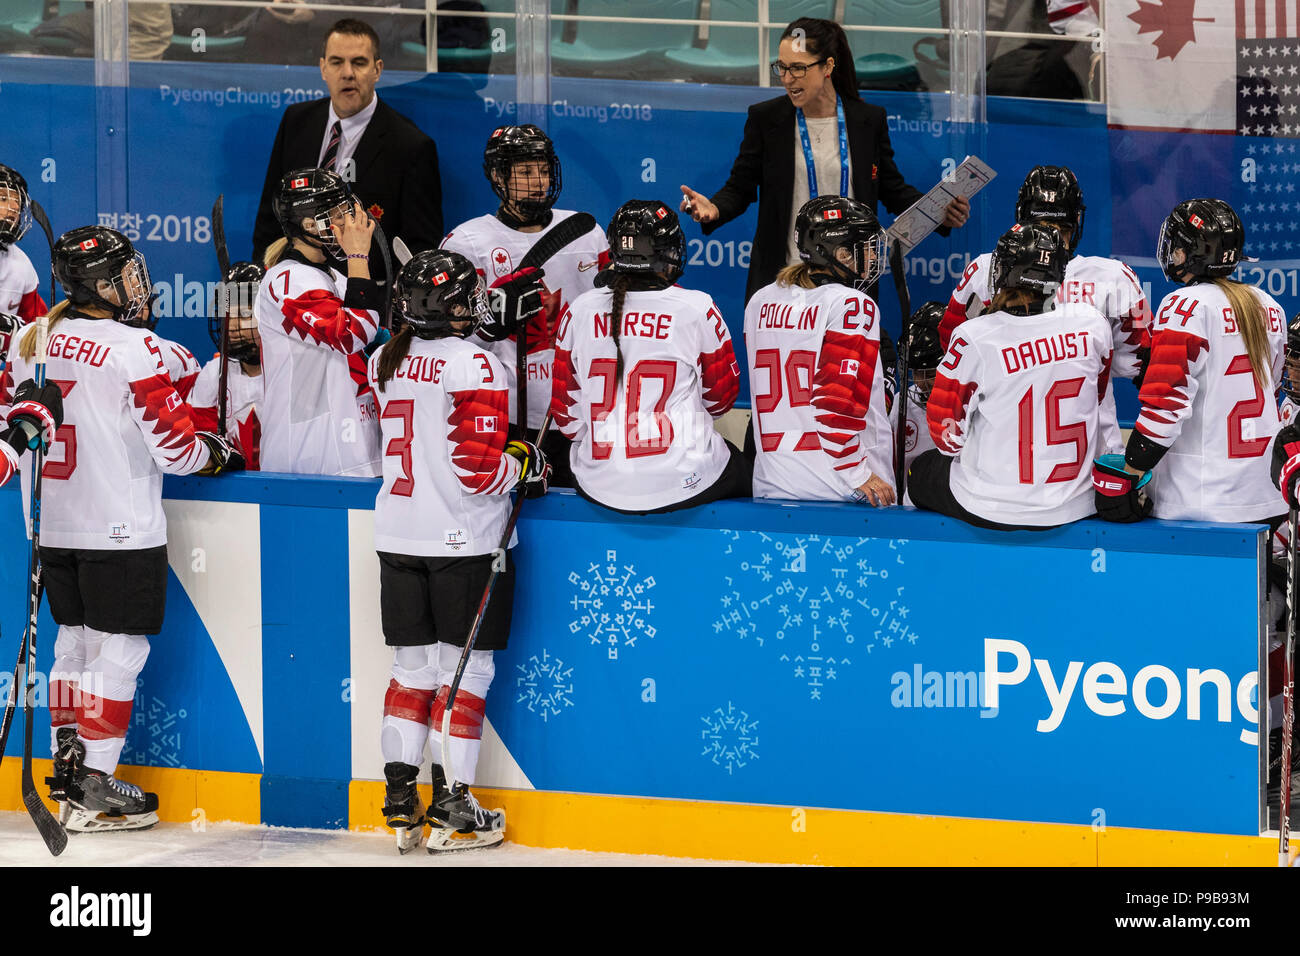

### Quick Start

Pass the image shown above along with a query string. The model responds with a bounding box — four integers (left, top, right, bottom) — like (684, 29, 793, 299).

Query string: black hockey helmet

(603, 199, 685, 287)
(393, 250, 488, 340)
(0, 164, 32, 251)
(990, 223, 1068, 298)
(1284, 311, 1300, 404)
(52, 225, 153, 326)
(906, 303, 945, 372)
(272, 167, 357, 259)
(795, 196, 884, 289)
(209, 260, 265, 364)
(1157, 198, 1246, 284)
(1015, 165, 1086, 254)
(483, 125, 561, 220)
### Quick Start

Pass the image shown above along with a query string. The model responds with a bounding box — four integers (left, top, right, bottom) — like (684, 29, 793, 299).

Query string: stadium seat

(663, 1, 832, 86)
(840, 0, 941, 91)
(550, 0, 697, 80)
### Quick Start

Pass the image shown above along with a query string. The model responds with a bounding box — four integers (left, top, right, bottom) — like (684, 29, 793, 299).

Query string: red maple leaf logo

(1128, 0, 1214, 61)
(494, 251, 508, 265)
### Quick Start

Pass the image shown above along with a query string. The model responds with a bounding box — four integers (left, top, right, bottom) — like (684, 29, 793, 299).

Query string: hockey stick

(393, 236, 413, 267)
(889, 241, 914, 497)
(19, 313, 67, 856)
(1282, 500, 1297, 865)
(212, 195, 233, 437)
(371, 219, 394, 332)
(29, 200, 55, 308)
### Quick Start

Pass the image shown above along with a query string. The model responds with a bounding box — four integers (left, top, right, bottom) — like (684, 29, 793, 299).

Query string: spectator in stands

(678, 17, 967, 304)
(251, 18, 442, 276)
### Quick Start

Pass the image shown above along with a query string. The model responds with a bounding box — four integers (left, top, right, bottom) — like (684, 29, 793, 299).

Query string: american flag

(1237, 0, 1300, 38)
(1236, 139, 1299, 259)
(1237, 42, 1300, 137)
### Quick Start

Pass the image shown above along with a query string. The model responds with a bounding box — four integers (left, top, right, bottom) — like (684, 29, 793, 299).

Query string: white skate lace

(461, 788, 492, 827)
(104, 775, 144, 800)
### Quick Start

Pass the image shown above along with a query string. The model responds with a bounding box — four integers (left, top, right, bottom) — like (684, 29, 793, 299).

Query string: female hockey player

(550, 200, 747, 514)
(5, 225, 237, 832)
(191, 261, 265, 469)
(895, 303, 944, 493)
(0, 164, 48, 326)
(256, 167, 384, 477)
(911, 223, 1113, 530)
(939, 165, 1148, 454)
(743, 195, 895, 505)
(368, 249, 549, 853)
(440, 124, 608, 487)
(1105, 198, 1286, 525)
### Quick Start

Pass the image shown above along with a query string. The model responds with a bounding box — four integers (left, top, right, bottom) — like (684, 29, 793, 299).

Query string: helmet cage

(103, 252, 155, 327)
(0, 174, 32, 249)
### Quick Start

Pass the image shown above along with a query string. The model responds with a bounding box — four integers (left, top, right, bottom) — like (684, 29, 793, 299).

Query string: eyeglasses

(771, 58, 828, 79)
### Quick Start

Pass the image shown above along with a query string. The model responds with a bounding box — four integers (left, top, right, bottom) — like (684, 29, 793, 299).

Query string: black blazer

(251, 98, 443, 272)
(703, 94, 944, 303)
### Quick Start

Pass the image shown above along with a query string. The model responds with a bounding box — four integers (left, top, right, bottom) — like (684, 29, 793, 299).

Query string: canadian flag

(840, 358, 860, 375)
(824, 209, 842, 220)
(80, 238, 98, 251)
(432, 272, 449, 285)
(475, 415, 497, 433)
(1189, 213, 1204, 228)
(291, 177, 309, 188)
(654, 207, 668, 219)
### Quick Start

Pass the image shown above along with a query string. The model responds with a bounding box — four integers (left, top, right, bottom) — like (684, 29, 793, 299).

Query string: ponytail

(374, 323, 413, 393)
(262, 237, 290, 269)
(609, 274, 628, 383)
(18, 300, 72, 361)
(1214, 278, 1271, 390)
(776, 263, 818, 289)
(781, 18, 861, 103)
(987, 288, 1042, 316)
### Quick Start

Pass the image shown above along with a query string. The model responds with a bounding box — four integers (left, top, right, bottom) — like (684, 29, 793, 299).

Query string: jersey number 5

(43, 380, 78, 481)
(1017, 377, 1088, 484)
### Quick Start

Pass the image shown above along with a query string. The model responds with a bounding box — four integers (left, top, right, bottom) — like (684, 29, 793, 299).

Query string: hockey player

(551, 200, 747, 514)
(440, 124, 608, 487)
(1101, 198, 1286, 524)
(1280, 312, 1300, 428)
(368, 250, 549, 852)
(894, 302, 944, 493)
(257, 168, 383, 477)
(744, 195, 895, 505)
(913, 223, 1113, 530)
(939, 166, 1147, 453)
(191, 262, 265, 469)
(3, 225, 238, 832)
(0, 164, 48, 330)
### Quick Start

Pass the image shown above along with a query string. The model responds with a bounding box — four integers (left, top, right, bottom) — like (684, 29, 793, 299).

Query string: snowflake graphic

(120, 680, 188, 768)
(567, 548, 657, 661)
(514, 649, 575, 722)
(714, 531, 921, 700)
(699, 701, 759, 775)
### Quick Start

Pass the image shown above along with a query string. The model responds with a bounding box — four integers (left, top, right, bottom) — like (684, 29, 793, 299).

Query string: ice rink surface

(0, 811, 771, 867)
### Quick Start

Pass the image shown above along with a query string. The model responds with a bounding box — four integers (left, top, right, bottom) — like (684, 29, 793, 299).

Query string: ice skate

(65, 768, 160, 833)
(427, 781, 504, 853)
(381, 762, 427, 854)
(45, 727, 84, 825)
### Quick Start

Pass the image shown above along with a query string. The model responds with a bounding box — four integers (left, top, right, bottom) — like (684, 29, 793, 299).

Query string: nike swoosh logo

(577, 260, 600, 272)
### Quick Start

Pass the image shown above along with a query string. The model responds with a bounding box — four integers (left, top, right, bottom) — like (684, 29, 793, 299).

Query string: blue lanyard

(796, 95, 849, 199)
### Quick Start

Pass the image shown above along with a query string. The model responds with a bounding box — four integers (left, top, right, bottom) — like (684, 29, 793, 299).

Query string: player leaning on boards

(744, 195, 895, 507)
(257, 168, 385, 477)
(2, 226, 238, 833)
(892, 302, 944, 503)
(940, 165, 1148, 456)
(440, 124, 608, 488)
(368, 250, 549, 853)
(551, 200, 747, 514)
(912, 223, 1112, 530)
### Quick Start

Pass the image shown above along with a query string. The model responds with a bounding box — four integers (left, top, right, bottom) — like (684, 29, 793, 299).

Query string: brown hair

(18, 300, 72, 361)
(607, 275, 629, 383)
(374, 323, 413, 393)
(987, 288, 1042, 315)
(1214, 278, 1271, 389)
(322, 18, 382, 60)
(780, 18, 861, 103)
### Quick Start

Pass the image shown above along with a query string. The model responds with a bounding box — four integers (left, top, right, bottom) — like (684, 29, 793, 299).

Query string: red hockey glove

(1271, 423, 1300, 506)
(6, 379, 64, 451)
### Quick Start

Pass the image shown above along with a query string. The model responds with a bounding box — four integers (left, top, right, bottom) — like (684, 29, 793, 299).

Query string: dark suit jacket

(703, 94, 945, 303)
(252, 98, 443, 273)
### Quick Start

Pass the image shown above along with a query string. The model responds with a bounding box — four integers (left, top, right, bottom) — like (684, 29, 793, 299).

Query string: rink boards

(0, 474, 1282, 865)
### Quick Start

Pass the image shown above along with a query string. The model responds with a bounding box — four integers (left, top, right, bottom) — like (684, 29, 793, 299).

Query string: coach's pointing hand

(679, 185, 719, 225)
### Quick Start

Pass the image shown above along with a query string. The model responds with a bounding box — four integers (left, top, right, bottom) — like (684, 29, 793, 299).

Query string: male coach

(251, 18, 443, 271)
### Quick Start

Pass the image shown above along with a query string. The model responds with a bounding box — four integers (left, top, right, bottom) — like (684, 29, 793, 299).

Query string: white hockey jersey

(1134, 283, 1286, 522)
(367, 335, 522, 557)
(743, 280, 894, 501)
(551, 285, 740, 511)
(3, 314, 211, 549)
(190, 356, 263, 470)
(440, 210, 608, 430)
(154, 335, 201, 401)
(0, 244, 45, 323)
(941, 251, 1148, 453)
(928, 302, 1113, 527)
(892, 386, 935, 504)
(256, 256, 381, 477)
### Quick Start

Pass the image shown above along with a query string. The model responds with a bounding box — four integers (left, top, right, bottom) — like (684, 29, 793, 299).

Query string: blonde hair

(262, 237, 290, 268)
(17, 300, 73, 361)
(776, 263, 818, 289)
(1214, 278, 1270, 390)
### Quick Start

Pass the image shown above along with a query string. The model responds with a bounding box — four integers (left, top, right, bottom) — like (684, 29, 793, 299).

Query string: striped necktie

(322, 120, 342, 171)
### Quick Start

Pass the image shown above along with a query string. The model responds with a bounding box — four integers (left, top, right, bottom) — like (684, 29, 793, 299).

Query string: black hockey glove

(1131, 344, 1151, 391)
(5, 379, 64, 452)
(1092, 454, 1153, 523)
(505, 438, 551, 499)
(196, 430, 246, 476)
(481, 267, 546, 342)
(1271, 423, 1300, 507)
(0, 312, 21, 357)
